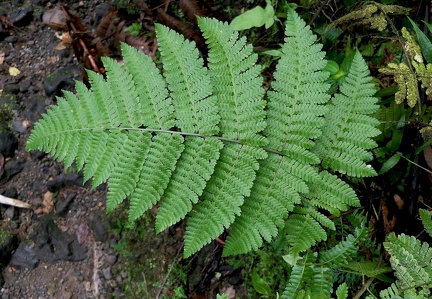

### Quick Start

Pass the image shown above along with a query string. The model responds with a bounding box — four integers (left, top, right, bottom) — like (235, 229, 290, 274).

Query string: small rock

(43, 67, 77, 97)
(30, 216, 87, 262)
(0, 229, 14, 259)
(88, 210, 110, 242)
(24, 95, 47, 123)
(0, 131, 18, 158)
(47, 173, 83, 192)
(55, 193, 76, 216)
(11, 120, 27, 133)
(4, 207, 15, 219)
(4, 36, 18, 43)
(10, 242, 39, 270)
(104, 254, 117, 266)
(0, 159, 25, 183)
(102, 267, 112, 280)
(19, 80, 31, 93)
(9, 6, 33, 26)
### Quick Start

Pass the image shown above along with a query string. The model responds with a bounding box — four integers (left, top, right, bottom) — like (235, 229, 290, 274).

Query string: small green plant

(125, 22, 143, 36)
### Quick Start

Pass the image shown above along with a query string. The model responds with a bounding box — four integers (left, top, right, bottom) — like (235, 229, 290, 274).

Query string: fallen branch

(0, 194, 31, 209)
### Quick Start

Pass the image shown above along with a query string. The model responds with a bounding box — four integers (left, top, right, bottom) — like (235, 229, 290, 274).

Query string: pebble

(10, 243, 39, 270)
(102, 267, 112, 280)
(9, 6, 33, 26)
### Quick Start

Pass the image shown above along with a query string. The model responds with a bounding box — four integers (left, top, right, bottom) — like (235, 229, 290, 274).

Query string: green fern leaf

(198, 17, 266, 146)
(121, 43, 174, 129)
(319, 226, 368, 267)
(282, 254, 315, 299)
(155, 23, 219, 135)
(310, 266, 333, 298)
(128, 134, 184, 222)
(313, 50, 380, 177)
(155, 137, 223, 232)
(26, 11, 380, 259)
(419, 208, 432, 237)
(184, 143, 266, 257)
(336, 283, 348, 299)
(223, 8, 329, 256)
(384, 232, 432, 291)
(285, 214, 327, 255)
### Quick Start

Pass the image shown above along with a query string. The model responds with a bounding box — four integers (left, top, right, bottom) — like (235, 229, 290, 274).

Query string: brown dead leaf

(42, 191, 54, 214)
(393, 194, 404, 210)
(381, 202, 396, 233)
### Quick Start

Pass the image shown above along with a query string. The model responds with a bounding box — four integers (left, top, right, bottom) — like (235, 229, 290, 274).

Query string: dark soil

(0, 0, 244, 298)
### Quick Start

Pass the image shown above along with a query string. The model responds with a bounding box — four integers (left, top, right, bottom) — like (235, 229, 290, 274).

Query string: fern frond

(282, 253, 316, 299)
(128, 134, 185, 222)
(419, 209, 432, 237)
(155, 23, 219, 135)
(306, 171, 360, 216)
(285, 214, 327, 255)
(384, 232, 432, 291)
(319, 226, 368, 267)
(106, 130, 152, 211)
(198, 17, 266, 146)
(314, 51, 380, 177)
(223, 8, 329, 256)
(310, 266, 333, 298)
(184, 143, 266, 257)
(155, 137, 223, 232)
(121, 43, 174, 129)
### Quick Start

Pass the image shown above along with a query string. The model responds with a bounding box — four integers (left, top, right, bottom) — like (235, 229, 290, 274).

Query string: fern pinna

(26, 9, 380, 258)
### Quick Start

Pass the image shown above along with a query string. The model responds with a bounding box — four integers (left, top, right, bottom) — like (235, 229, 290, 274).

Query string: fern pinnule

(106, 131, 152, 212)
(155, 137, 223, 232)
(285, 214, 327, 255)
(384, 233, 432, 289)
(184, 143, 266, 257)
(319, 226, 368, 267)
(198, 17, 266, 146)
(102, 56, 142, 127)
(313, 51, 380, 177)
(419, 209, 432, 237)
(127, 134, 184, 222)
(155, 23, 219, 136)
(306, 171, 360, 216)
(121, 43, 174, 130)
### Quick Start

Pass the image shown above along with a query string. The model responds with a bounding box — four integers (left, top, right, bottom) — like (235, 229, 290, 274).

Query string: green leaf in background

(230, 0, 275, 30)
(378, 153, 401, 174)
(252, 269, 272, 296)
(408, 17, 432, 64)
(323, 60, 339, 75)
(335, 283, 348, 299)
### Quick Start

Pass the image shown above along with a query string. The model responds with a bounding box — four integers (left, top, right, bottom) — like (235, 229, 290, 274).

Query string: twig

(0, 194, 31, 209)
(155, 242, 184, 299)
